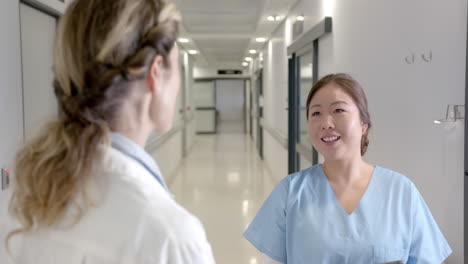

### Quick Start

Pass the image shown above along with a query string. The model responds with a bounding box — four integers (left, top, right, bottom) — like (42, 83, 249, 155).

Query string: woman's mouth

(321, 136, 340, 142)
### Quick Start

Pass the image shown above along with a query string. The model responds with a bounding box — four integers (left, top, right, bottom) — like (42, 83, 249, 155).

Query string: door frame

(287, 17, 332, 174)
(464, 3, 468, 259)
(256, 70, 264, 159)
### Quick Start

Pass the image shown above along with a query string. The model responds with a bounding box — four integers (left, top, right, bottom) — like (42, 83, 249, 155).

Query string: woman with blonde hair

(1, 0, 215, 263)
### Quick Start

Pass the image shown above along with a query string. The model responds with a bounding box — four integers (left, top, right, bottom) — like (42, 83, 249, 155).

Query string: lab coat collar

(109, 132, 172, 196)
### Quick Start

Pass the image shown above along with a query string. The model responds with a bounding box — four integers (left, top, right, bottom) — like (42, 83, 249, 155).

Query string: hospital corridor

(0, 0, 467, 263)
(170, 133, 275, 264)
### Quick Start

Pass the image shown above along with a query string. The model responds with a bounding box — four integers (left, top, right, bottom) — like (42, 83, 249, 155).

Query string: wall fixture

(1, 168, 10, 190)
(422, 51, 432, 62)
(267, 15, 283, 21)
(434, 104, 464, 124)
(178, 38, 190, 43)
(405, 50, 433, 64)
(405, 53, 415, 64)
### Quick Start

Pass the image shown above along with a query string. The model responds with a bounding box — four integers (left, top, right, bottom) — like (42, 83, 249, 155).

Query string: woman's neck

(322, 157, 371, 185)
(111, 93, 153, 148)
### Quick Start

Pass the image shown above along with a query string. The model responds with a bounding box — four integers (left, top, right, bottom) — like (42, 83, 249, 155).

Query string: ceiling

(172, 0, 299, 69)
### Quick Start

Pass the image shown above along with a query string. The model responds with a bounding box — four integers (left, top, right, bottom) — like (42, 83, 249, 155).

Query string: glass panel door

(194, 80, 217, 133)
(296, 50, 314, 170)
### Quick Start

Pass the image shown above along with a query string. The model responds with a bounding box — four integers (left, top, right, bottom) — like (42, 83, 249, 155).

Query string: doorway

(20, 3, 58, 141)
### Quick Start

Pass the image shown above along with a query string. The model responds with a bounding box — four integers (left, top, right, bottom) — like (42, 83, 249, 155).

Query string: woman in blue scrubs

(244, 73, 451, 264)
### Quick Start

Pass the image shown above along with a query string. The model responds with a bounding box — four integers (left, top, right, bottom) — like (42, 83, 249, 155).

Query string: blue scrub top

(243, 164, 451, 264)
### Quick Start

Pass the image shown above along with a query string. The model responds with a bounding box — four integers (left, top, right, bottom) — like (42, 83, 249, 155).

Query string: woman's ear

(361, 122, 369, 135)
(147, 54, 165, 94)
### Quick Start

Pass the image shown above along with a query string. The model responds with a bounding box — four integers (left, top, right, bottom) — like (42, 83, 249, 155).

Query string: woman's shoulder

(141, 200, 208, 242)
(286, 164, 323, 183)
(278, 164, 324, 195)
(374, 165, 415, 187)
(372, 165, 419, 199)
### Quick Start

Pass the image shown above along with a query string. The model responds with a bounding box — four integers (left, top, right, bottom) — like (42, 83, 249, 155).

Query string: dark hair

(306, 73, 371, 156)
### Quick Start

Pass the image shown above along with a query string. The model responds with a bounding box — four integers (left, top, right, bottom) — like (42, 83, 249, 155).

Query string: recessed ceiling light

(297, 15, 305, 21)
(242, 62, 249, 67)
(275, 15, 282, 21)
(267, 16, 275, 21)
(178, 38, 190, 43)
(255, 37, 267, 42)
(245, 57, 253, 61)
(249, 49, 257, 54)
(188, 50, 198, 55)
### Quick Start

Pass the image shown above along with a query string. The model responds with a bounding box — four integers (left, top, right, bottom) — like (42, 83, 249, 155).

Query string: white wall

(257, 20, 290, 181)
(0, 0, 24, 182)
(263, 23, 289, 137)
(256, 0, 466, 262)
(263, 132, 288, 181)
(183, 52, 196, 154)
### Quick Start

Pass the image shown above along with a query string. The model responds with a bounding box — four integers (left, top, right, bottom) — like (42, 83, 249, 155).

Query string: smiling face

(307, 83, 368, 161)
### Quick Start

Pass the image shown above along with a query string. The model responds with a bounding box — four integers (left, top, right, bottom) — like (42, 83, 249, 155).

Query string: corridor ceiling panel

(173, 0, 298, 68)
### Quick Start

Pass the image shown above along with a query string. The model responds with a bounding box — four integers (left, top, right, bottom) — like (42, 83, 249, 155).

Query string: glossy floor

(169, 133, 276, 264)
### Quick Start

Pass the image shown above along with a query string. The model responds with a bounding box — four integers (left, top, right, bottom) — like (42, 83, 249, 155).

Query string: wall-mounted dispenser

(434, 105, 464, 124)
(1, 168, 10, 190)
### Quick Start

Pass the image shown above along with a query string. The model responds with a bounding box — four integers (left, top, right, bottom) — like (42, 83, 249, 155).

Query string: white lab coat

(0, 146, 215, 264)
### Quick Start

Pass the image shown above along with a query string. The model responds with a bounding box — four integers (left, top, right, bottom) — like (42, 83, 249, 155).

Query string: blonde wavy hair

(7, 0, 180, 246)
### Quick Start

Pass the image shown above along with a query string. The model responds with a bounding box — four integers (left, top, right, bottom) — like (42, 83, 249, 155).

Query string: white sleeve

(159, 235, 215, 264)
(262, 253, 284, 264)
(133, 208, 216, 264)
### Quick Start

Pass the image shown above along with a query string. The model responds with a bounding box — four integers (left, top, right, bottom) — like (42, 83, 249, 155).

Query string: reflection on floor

(169, 133, 276, 264)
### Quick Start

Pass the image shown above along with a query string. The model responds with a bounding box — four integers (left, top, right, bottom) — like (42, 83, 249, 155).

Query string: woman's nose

(321, 116, 334, 130)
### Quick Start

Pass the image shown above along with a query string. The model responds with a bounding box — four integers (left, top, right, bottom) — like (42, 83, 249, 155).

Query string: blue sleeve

(243, 177, 289, 263)
(407, 184, 452, 264)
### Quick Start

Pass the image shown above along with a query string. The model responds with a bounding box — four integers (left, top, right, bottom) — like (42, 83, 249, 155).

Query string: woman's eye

(334, 109, 345, 113)
(311, 112, 320, 117)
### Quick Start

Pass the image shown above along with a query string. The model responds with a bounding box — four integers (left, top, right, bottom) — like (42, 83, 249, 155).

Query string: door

(215, 79, 245, 134)
(20, 3, 57, 141)
(288, 47, 318, 173)
(194, 80, 217, 133)
(286, 18, 331, 173)
(296, 49, 314, 171)
(256, 70, 264, 159)
(465, 5, 468, 258)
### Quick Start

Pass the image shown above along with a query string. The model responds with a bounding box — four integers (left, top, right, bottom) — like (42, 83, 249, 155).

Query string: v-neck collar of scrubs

(318, 164, 378, 217)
